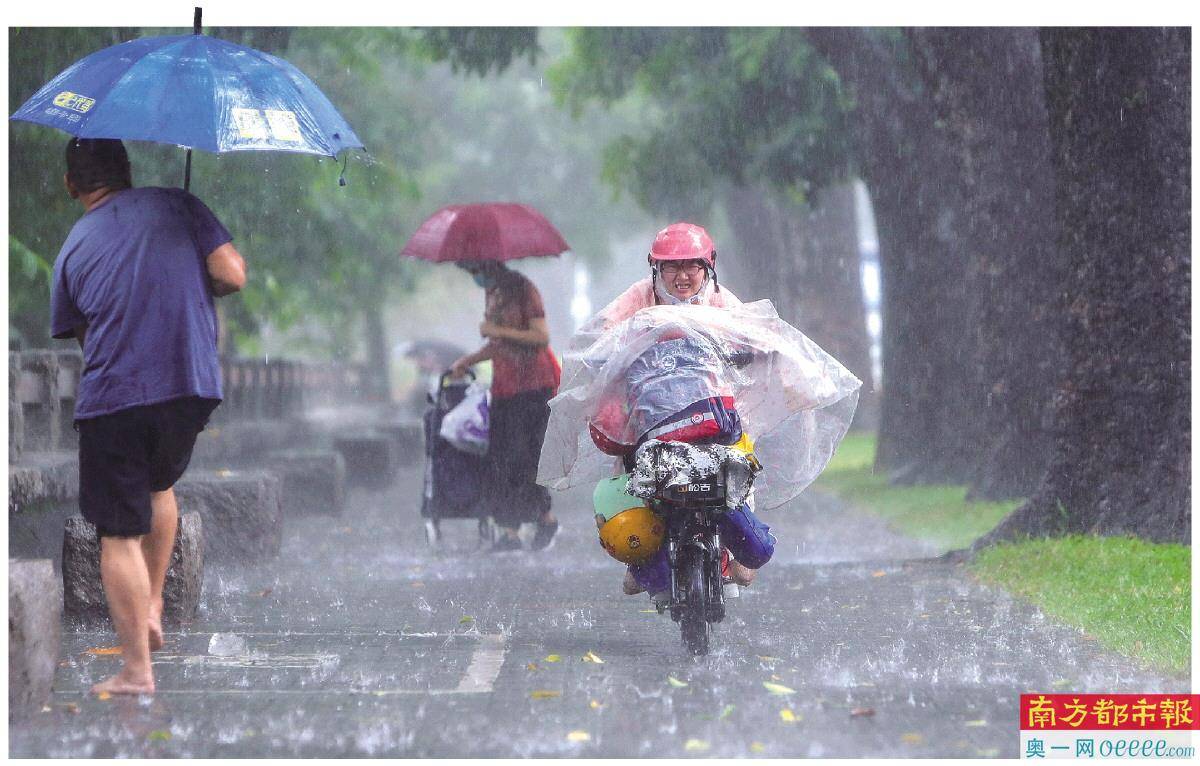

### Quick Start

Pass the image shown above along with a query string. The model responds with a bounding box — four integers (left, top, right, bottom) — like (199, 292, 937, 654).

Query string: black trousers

(487, 388, 553, 527)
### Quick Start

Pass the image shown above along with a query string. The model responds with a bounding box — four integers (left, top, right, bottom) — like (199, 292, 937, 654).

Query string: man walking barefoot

(51, 138, 246, 695)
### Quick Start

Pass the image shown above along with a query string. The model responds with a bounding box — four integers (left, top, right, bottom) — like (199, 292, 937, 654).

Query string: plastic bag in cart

(439, 383, 490, 455)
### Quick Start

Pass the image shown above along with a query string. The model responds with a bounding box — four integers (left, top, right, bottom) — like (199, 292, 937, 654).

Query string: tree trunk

(978, 28, 1190, 545)
(720, 182, 876, 432)
(802, 182, 878, 430)
(905, 28, 1062, 500)
(361, 303, 392, 403)
(720, 183, 798, 323)
(806, 28, 977, 484)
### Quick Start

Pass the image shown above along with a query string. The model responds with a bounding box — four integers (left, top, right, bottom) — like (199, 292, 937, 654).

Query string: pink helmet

(648, 222, 716, 266)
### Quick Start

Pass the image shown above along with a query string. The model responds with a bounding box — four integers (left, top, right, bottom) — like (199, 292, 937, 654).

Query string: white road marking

(62, 633, 507, 696)
(454, 634, 507, 693)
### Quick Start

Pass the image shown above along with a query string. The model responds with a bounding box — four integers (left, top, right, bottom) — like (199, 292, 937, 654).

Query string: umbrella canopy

(400, 203, 570, 263)
(10, 33, 362, 158)
(395, 339, 466, 368)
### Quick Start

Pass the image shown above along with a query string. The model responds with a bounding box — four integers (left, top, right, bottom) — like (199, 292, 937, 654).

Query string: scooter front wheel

(679, 552, 710, 656)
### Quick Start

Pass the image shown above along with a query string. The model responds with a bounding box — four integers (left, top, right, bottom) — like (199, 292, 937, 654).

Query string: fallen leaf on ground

(411, 582, 424, 588)
(685, 739, 710, 752)
(459, 616, 475, 624)
(530, 690, 562, 700)
(147, 730, 172, 742)
(590, 700, 603, 710)
(40, 706, 52, 713)
(96, 691, 112, 701)
(638, 609, 658, 614)
(780, 709, 799, 723)
(216, 469, 233, 477)
(756, 655, 780, 662)
(771, 674, 782, 681)
(872, 570, 887, 577)
(582, 650, 605, 664)
(850, 707, 875, 718)
(763, 681, 796, 695)
(257, 588, 273, 598)
(567, 730, 590, 742)
(901, 733, 923, 745)
(63, 703, 80, 714)
(544, 654, 561, 663)
(750, 742, 766, 753)
(965, 719, 987, 727)
(85, 646, 122, 656)
(667, 676, 689, 688)
(525, 662, 538, 671)
(719, 704, 735, 720)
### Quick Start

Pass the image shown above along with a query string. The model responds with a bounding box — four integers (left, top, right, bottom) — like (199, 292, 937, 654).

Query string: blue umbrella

(11, 13, 363, 188)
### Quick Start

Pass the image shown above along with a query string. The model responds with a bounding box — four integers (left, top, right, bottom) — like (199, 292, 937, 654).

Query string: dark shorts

(77, 397, 219, 538)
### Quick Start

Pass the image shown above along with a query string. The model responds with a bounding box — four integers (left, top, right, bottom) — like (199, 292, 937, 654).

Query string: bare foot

(728, 560, 757, 587)
(622, 570, 645, 595)
(148, 600, 164, 651)
(147, 618, 164, 651)
(91, 672, 154, 696)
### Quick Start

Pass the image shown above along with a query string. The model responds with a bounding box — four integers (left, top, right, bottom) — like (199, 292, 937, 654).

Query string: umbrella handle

(184, 8, 201, 191)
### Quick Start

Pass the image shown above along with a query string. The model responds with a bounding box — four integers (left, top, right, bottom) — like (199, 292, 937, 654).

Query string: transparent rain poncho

(537, 300, 863, 509)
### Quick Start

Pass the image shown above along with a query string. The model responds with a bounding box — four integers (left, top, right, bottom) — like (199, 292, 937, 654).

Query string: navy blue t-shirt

(51, 187, 232, 419)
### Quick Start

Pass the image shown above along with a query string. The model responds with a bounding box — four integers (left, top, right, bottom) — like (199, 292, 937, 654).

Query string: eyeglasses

(658, 262, 706, 277)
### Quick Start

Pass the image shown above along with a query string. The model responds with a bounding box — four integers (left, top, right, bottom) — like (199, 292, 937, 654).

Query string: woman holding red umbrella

(450, 261, 562, 552)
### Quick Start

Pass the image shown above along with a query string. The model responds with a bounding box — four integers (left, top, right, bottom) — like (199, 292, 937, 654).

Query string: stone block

(17, 351, 62, 453)
(175, 469, 282, 562)
(333, 433, 398, 489)
(9, 451, 78, 515)
(61, 513, 204, 622)
(190, 418, 314, 467)
(263, 449, 346, 516)
(376, 421, 424, 466)
(10, 356, 24, 462)
(9, 558, 62, 720)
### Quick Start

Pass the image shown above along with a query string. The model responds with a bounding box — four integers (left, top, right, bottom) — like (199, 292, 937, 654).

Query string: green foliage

(8, 236, 52, 347)
(549, 28, 856, 217)
(972, 536, 1191, 675)
(816, 433, 1020, 552)
(417, 28, 539, 76)
(9, 26, 652, 361)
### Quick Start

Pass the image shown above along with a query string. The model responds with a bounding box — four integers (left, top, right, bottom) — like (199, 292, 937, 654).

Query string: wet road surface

(9, 463, 1187, 757)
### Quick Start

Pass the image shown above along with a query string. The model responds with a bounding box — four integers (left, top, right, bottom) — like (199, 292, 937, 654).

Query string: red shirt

(485, 271, 561, 399)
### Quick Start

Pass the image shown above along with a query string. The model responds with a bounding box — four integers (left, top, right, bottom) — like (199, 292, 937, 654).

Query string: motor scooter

(630, 349, 757, 656)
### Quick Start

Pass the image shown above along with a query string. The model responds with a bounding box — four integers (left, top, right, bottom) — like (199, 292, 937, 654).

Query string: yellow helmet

(598, 506, 665, 565)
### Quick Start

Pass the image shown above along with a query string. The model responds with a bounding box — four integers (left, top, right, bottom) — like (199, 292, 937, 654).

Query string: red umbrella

(400, 203, 570, 263)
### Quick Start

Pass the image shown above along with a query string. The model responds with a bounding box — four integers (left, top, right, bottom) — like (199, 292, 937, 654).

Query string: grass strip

(817, 433, 1191, 675)
(815, 433, 1018, 552)
(971, 536, 1191, 675)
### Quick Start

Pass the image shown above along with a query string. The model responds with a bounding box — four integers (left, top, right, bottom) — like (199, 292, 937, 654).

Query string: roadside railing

(7, 350, 372, 456)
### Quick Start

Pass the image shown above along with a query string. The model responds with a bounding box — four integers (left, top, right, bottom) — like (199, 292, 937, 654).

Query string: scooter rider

(586, 222, 776, 599)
